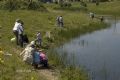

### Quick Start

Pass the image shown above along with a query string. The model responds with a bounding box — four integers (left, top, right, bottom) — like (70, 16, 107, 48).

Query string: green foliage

(80, 1, 87, 7)
(0, 0, 20, 11)
(88, 1, 120, 16)
(27, 1, 45, 10)
(0, 0, 46, 11)
(100, 0, 109, 2)
(60, 66, 88, 80)
(60, 2, 72, 8)
(52, 2, 88, 12)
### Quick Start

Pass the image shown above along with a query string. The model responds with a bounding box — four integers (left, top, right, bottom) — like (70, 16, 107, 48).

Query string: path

(38, 68, 59, 80)
(13, 48, 59, 80)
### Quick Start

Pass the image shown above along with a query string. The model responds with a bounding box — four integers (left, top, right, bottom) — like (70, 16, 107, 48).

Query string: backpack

(22, 34, 29, 43)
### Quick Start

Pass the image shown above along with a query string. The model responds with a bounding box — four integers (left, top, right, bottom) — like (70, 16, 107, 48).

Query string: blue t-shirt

(33, 51, 40, 63)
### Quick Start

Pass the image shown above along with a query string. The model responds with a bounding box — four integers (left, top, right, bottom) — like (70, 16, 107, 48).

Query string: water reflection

(56, 19, 120, 80)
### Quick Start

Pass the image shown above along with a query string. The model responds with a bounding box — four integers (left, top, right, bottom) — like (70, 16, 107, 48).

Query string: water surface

(57, 19, 120, 80)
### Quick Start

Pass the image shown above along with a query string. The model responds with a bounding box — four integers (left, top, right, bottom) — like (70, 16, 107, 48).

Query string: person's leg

(39, 39, 42, 47)
(62, 22, 63, 27)
(60, 22, 63, 27)
(43, 60, 48, 67)
(13, 31, 19, 45)
(19, 34, 23, 47)
(34, 63, 38, 69)
(58, 21, 60, 27)
(60, 22, 61, 27)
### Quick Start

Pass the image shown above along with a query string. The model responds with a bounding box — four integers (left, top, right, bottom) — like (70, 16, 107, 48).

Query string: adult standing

(13, 19, 20, 45)
(35, 32, 42, 47)
(13, 19, 24, 47)
(89, 12, 94, 19)
(56, 16, 60, 27)
(19, 21, 24, 47)
(59, 16, 64, 27)
(100, 16, 104, 22)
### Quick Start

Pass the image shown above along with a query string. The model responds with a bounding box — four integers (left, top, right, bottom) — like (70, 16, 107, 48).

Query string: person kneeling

(39, 50, 48, 67)
(32, 48, 41, 69)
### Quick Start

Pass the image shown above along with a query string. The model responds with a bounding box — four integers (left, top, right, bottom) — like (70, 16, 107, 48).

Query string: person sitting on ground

(35, 32, 42, 47)
(39, 49, 48, 67)
(20, 41, 35, 64)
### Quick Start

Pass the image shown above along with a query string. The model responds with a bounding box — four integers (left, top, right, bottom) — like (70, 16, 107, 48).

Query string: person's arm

(20, 25, 23, 32)
(18, 24, 23, 34)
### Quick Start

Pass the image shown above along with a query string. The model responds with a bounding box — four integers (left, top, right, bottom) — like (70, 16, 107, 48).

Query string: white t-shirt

(13, 22, 23, 34)
(59, 17, 63, 22)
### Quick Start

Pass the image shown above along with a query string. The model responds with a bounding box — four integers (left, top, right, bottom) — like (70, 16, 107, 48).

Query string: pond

(56, 18, 120, 80)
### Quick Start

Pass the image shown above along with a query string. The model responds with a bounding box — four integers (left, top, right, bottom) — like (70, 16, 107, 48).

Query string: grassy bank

(0, 10, 107, 80)
(87, 1, 120, 16)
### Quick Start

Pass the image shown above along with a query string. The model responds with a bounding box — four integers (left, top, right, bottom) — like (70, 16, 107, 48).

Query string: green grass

(44, 2, 88, 12)
(0, 1, 119, 80)
(59, 66, 89, 80)
(87, 1, 120, 16)
(0, 9, 108, 80)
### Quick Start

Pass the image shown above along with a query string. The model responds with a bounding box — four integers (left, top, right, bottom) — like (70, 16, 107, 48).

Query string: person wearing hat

(20, 41, 35, 64)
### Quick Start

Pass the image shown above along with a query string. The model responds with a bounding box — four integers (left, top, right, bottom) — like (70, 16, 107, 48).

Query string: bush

(60, 2, 72, 8)
(80, 1, 87, 7)
(18, 1, 28, 10)
(0, 0, 47, 11)
(54, 1, 58, 4)
(28, 1, 40, 10)
(0, 0, 20, 11)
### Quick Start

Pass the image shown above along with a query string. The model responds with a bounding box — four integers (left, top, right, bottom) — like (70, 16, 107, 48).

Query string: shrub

(80, 1, 87, 7)
(28, 1, 40, 10)
(60, 2, 72, 8)
(54, 1, 58, 4)
(0, 0, 20, 11)
(0, 0, 47, 11)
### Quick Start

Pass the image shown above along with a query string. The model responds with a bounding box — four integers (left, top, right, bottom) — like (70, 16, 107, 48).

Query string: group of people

(12, 19, 46, 69)
(89, 12, 104, 22)
(20, 41, 48, 69)
(56, 16, 64, 27)
(12, 19, 42, 48)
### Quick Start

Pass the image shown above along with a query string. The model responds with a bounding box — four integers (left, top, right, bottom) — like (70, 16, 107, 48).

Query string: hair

(20, 21, 24, 25)
(16, 19, 20, 22)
